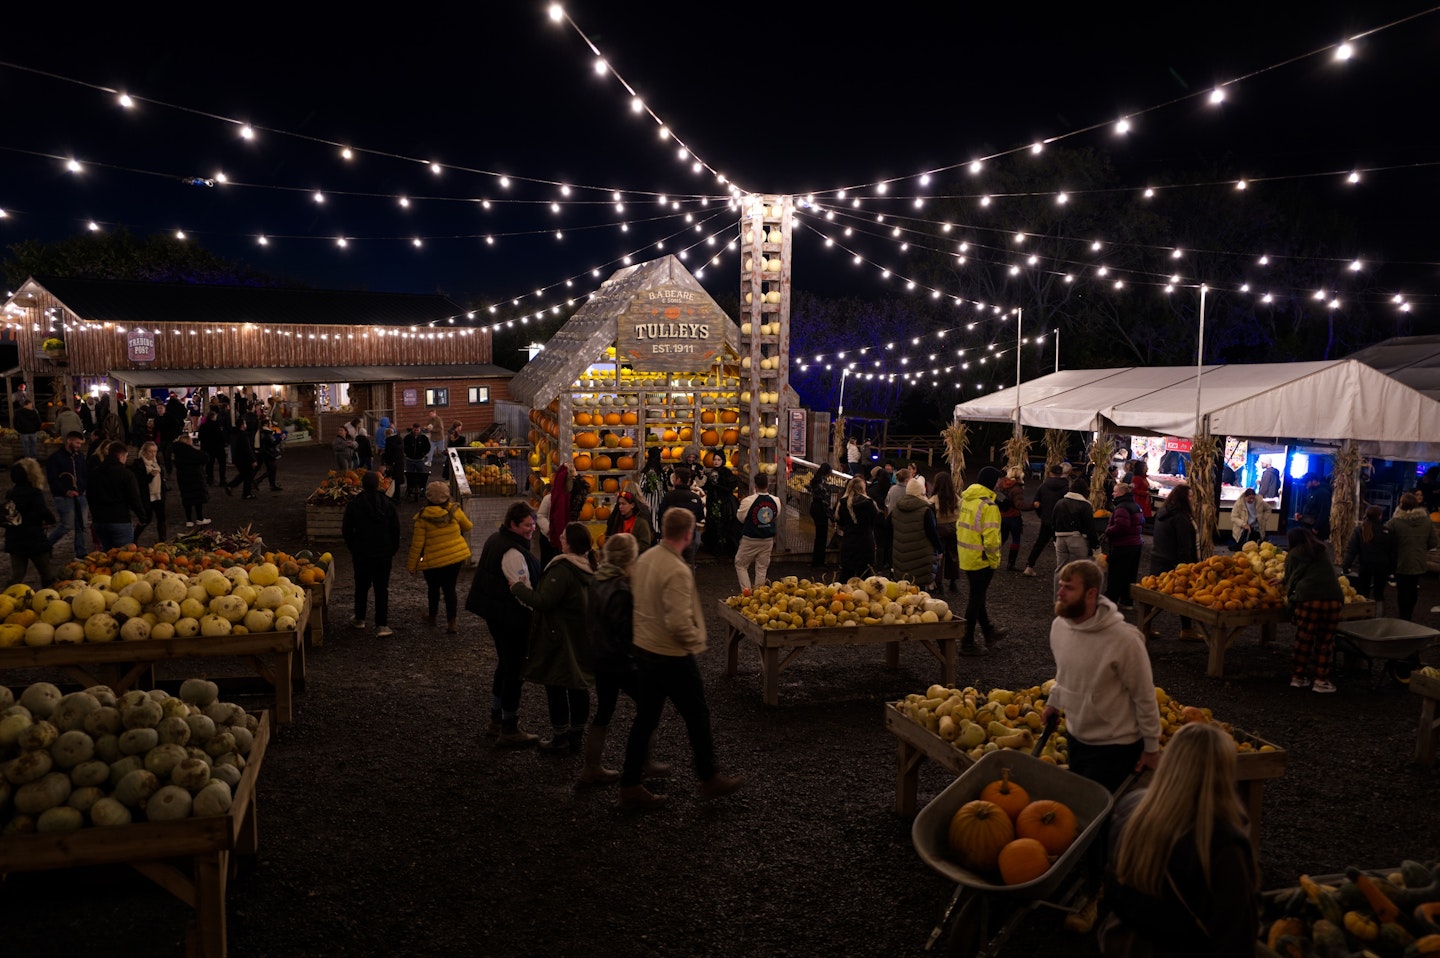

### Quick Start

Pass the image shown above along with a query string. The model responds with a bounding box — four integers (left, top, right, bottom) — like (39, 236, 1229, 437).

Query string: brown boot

(446, 618, 459, 634)
(643, 731, 672, 778)
(577, 725, 620, 786)
(698, 772, 746, 802)
(617, 785, 667, 810)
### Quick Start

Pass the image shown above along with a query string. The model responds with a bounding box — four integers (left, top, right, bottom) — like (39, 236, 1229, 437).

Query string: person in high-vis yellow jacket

(956, 466, 1007, 656)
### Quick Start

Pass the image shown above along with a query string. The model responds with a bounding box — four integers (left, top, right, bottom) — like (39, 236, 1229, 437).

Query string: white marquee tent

(953, 359, 1440, 460)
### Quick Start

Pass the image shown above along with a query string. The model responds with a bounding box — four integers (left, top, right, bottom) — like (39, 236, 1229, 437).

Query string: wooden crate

(0, 434, 21, 466)
(304, 502, 345, 544)
(1411, 671, 1440, 766)
(0, 711, 271, 958)
(883, 703, 1285, 848)
(718, 601, 960, 705)
(0, 612, 303, 725)
(1132, 585, 1376, 677)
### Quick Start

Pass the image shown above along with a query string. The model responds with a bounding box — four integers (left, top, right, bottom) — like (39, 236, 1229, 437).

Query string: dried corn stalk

(1189, 435, 1219, 559)
(942, 420, 970, 479)
(831, 415, 847, 471)
(1001, 432, 1032, 481)
(1044, 429, 1067, 475)
(1330, 442, 1360, 546)
(1088, 436, 1116, 511)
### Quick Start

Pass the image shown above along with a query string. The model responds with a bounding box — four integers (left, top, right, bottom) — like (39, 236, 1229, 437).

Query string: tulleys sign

(126, 330, 157, 364)
(617, 286, 727, 372)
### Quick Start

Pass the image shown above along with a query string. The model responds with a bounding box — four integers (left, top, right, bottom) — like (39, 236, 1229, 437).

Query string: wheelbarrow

(1334, 617, 1440, 687)
(912, 745, 1120, 956)
(404, 458, 430, 502)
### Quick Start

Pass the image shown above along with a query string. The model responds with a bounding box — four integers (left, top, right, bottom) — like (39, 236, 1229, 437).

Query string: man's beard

(1054, 596, 1087, 620)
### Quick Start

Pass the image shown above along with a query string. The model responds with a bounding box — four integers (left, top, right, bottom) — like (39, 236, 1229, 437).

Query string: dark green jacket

(1384, 507, 1438, 576)
(1283, 549, 1343, 604)
(514, 554, 595, 689)
(890, 493, 940, 587)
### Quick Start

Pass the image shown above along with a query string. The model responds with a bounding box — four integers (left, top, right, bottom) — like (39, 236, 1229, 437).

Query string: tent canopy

(954, 360, 1440, 459)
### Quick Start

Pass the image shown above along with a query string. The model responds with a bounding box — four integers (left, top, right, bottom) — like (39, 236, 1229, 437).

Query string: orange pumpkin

(573, 453, 593, 471)
(593, 454, 613, 471)
(616, 455, 636, 470)
(617, 436, 635, 448)
(721, 428, 739, 445)
(700, 410, 717, 424)
(603, 411, 623, 426)
(601, 478, 619, 493)
(719, 410, 739, 424)
(574, 412, 593, 426)
(578, 501, 595, 521)
(947, 800, 1014, 873)
(660, 447, 674, 461)
(621, 411, 638, 426)
(978, 769, 1030, 823)
(1016, 800, 1078, 856)
(701, 429, 720, 447)
(575, 431, 601, 450)
(997, 838, 1052, 885)
(678, 427, 694, 442)
(662, 428, 679, 442)
(595, 504, 612, 520)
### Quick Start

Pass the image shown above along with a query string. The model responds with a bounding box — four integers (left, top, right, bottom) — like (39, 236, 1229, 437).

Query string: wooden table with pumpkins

(0, 710, 272, 958)
(717, 589, 961, 706)
(0, 606, 306, 726)
(884, 697, 1287, 849)
(1131, 585, 1375, 678)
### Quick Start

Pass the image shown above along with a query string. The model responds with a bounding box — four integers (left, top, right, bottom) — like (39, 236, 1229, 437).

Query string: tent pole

(1194, 284, 1207, 437)
(1013, 307, 1023, 440)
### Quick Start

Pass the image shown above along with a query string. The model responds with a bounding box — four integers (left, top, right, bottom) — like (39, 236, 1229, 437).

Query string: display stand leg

(761, 646, 780, 706)
(193, 850, 228, 958)
(896, 739, 924, 816)
(724, 626, 743, 677)
(275, 651, 293, 725)
(1204, 628, 1240, 678)
(1136, 601, 1160, 639)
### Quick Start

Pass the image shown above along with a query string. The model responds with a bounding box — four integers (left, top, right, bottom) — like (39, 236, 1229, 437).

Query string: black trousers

(1026, 523, 1056, 568)
(352, 555, 392, 626)
(964, 566, 995, 638)
(1105, 544, 1142, 605)
(544, 686, 590, 730)
(485, 616, 529, 716)
(593, 665, 641, 727)
(1066, 735, 1143, 792)
(423, 562, 462, 619)
(621, 651, 717, 787)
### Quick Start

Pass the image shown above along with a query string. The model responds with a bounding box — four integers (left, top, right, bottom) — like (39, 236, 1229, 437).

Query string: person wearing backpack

(996, 467, 1030, 571)
(733, 472, 779, 591)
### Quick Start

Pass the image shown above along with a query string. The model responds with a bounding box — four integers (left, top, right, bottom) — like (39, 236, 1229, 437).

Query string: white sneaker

(1289, 675, 1311, 688)
(185, 521, 195, 528)
(1022, 567, 1037, 577)
(352, 619, 366, 629)
(199, 518, 212, 525)
(1312, 679, 1337, 694)
(376, 626, 394, 637)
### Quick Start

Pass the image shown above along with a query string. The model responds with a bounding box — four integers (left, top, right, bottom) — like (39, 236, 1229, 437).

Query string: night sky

(1, 2, 1436, 334)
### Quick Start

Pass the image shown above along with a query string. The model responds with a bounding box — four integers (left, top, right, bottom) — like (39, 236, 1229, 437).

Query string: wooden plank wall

(5, 292, 492, 376)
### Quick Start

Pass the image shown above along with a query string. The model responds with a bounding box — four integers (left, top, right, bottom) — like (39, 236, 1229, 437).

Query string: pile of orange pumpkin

(61, 544, 329, 585)
(1138, 552, 1285, 611)
(948, 770, 1079, 885)
(306, 469, 391, 506)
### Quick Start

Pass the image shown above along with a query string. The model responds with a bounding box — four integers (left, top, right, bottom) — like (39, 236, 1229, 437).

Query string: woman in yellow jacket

(956, 466, 1006, 656)
(407, 481, 473, 633)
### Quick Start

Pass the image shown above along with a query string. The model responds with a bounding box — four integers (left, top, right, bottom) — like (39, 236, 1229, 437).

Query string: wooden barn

(1, 277, 513, 441)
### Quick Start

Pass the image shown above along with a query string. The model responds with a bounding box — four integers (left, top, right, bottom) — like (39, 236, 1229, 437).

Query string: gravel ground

(4, 443, 1439, 957)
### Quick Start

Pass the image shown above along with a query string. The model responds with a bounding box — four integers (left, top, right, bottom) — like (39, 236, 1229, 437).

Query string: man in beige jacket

(618, 508, 745, 810)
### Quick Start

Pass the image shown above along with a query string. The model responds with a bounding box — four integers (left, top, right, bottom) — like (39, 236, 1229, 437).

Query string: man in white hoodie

(1042, 559, 1162, 791)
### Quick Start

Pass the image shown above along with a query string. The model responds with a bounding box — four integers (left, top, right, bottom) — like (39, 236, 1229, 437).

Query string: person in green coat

(512, 522, 597, 753)
(1384, 492, 1438, 621)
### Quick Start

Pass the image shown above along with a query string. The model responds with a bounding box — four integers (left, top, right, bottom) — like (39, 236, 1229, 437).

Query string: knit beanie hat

(976, 466, 1003, 490)
(905, 477, 927, 496)
(425, 481, 450, 504)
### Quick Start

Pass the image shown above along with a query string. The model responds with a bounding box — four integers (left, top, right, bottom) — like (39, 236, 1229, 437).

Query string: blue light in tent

(1289, 453, 1309, 481)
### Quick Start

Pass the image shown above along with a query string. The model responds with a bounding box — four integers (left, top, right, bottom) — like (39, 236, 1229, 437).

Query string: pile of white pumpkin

(0, 562, 307, 648)
(0, 678, 257, 834)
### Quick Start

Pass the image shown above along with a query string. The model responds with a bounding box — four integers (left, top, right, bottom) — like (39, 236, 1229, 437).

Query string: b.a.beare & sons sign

(617, 286, 727, 371)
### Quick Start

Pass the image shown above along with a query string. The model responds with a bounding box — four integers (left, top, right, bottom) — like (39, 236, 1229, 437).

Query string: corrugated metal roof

(508, 255, 738, 407)
(109, 364, 514, 387)
(1347, 334, 1440, 402)
(24, 277, 466, 327)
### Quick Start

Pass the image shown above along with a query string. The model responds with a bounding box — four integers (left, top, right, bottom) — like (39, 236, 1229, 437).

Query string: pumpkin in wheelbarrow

(947, 799, 1014, 872)
(998, 837, 1053, 885)
(1016, 799, 1078, 855)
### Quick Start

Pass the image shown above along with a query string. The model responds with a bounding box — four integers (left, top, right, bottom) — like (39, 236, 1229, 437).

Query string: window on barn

(424, 387, 449, 407)
(468, 386, 490, 405)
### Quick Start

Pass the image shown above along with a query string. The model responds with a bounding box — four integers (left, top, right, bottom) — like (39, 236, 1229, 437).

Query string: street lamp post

(1194, 284, 1207, 436)
(837, 366, 850, 418)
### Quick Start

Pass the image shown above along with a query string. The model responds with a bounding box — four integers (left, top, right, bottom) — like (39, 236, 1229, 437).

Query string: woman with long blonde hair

(1103, 722, 1259, 957)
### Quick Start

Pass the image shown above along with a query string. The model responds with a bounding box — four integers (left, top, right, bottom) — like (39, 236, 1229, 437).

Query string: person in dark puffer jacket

(1104, 482, 1145, 610)
(343, 470, 401, 636)
(5, 458, 55, 587)
(890, 476, 941, 590)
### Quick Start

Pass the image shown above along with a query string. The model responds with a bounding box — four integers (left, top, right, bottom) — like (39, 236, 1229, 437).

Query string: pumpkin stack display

(725, 575, 953, 630)
(948, 769, 1079, 885)
(1258, 862, 1440, 957)
(0, 679, 259, 834)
